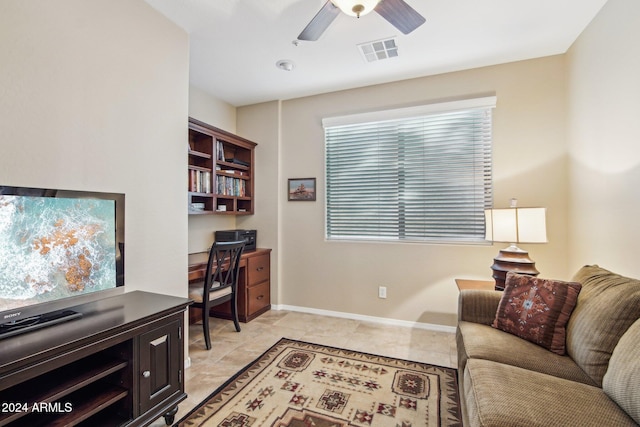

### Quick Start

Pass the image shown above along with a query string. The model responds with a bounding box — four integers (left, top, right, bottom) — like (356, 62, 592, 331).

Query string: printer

(214, 229, 256, 251)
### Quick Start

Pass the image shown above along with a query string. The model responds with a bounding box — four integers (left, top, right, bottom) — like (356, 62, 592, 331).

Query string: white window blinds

(323, 97, 495, 243)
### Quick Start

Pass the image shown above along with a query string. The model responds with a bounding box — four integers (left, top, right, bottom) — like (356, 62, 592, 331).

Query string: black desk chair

(188, 240, 245, 350)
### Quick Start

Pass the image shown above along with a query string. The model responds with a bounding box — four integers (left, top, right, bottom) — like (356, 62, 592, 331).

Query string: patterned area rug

(175, 338, 462, 427)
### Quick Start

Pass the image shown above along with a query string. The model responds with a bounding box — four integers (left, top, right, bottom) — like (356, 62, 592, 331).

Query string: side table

(455, 278, 496, 291)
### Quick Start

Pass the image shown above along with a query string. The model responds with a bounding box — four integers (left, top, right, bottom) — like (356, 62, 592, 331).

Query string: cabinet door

(247, 280, 270, 315)
(138, 320, 183, 415)
(247, 253, 270, 286)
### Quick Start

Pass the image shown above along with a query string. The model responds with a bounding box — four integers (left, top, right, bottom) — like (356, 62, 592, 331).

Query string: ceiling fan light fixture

(331, 0, 380, 18)
(298, 0, 425, 42)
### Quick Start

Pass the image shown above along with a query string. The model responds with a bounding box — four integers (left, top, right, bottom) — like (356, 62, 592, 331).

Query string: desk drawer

(247, 254, 270, 286)
(248, 280, 270, 315)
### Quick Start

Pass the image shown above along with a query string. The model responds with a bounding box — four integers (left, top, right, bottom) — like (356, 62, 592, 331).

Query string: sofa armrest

(458, 289, 502, 325)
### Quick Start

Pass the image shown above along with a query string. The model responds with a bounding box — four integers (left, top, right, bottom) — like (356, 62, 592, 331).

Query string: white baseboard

(271, 304, 456, 334)
(185, 357, 192, 369)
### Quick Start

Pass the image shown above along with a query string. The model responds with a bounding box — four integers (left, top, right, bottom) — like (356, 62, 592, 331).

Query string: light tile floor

(152, 310, 457, 426)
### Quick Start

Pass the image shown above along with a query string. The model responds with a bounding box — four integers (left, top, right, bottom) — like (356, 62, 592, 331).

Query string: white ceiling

(146, 0, 608, 107)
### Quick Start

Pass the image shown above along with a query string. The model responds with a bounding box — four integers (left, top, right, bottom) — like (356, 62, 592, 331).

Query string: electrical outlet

(378, 286, 387, 299)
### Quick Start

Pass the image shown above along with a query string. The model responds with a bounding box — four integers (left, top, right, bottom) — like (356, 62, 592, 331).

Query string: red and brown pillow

(492, 272, 582, 355)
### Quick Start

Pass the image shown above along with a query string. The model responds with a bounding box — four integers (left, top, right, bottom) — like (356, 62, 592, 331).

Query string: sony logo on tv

(4, 312, 21, 319)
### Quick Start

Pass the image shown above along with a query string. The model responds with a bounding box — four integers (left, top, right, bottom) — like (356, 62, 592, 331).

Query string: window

(323, 97, 495, 243)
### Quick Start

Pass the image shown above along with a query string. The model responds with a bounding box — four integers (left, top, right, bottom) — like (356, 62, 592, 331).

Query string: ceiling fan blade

(298, 1, 341, 41)
(375, 0, 425, 35)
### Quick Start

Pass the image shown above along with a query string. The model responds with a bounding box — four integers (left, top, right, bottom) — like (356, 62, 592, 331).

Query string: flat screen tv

(0, 185, 124, 338)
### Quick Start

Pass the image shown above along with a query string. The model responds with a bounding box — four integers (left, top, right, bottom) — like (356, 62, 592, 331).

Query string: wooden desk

(455, 278, 496, 291)
(188, 248, 272, 322)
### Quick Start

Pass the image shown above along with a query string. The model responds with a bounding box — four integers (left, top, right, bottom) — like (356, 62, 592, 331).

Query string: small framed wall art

(288, 178, 316, 201)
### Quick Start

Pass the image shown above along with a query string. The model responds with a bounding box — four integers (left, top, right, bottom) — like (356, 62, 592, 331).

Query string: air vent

(357, 37, 398, 62)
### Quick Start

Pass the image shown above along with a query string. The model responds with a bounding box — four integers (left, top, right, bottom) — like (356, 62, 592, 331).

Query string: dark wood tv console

(0, 291, 191, 426)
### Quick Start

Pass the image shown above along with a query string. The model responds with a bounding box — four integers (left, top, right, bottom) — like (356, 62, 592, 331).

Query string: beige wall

(237, 101, 281, 304)
(239, 56, 570, 327)
(189, 85, 236, 132)
(0, 0, 189, 297)
(566, 0, 640, 277)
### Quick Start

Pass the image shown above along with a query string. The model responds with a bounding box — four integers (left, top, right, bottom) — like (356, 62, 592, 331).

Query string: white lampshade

(484, 207, 547, 244)
(331, 0, 380, 17)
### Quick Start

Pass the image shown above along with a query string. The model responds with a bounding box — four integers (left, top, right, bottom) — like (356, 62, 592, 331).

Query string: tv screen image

(0, 186, 124, 337)
(0, 195, 116, 311)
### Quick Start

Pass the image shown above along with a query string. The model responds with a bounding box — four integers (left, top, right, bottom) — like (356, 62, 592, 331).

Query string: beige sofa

(457, 265, 640, 426)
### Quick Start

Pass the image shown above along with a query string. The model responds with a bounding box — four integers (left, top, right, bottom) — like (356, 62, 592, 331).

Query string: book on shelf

(215, 175, 246, 197)
(189, 170, 211, 193)
(216, 140, 225, 161)
(220, 169, 247, 176)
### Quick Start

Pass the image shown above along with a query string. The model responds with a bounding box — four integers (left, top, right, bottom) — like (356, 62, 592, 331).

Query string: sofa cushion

(567, 265, 640, 386)
(603, 318, 640, 424)
(458, 289, 502, 325)
(464, 358, 638, 427)
(492, 272, 581, 355)
(458, 321, 595, 385)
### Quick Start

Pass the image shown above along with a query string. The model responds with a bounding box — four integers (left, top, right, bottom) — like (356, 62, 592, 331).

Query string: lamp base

(490, 246, 539, 291)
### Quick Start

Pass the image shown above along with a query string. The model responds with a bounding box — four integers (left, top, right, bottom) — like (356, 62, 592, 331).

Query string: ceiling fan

(298, 0, 426, 41)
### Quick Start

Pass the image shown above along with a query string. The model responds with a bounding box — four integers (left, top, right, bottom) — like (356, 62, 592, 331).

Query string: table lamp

(484, 199, 547, 290)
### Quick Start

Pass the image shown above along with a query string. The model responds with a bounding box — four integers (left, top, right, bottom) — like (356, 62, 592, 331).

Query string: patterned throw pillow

(492, 272, 582, 355)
